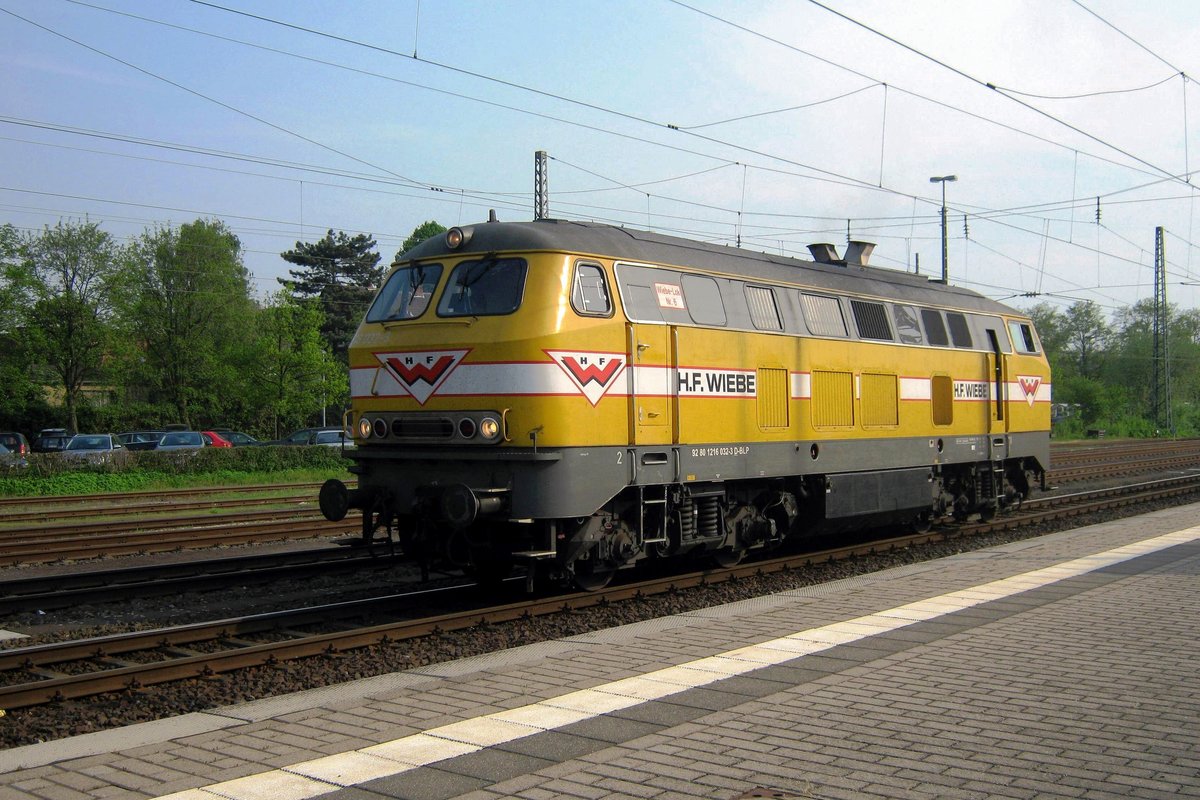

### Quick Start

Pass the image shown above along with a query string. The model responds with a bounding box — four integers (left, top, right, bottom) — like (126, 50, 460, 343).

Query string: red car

(200, 431, 233, 448)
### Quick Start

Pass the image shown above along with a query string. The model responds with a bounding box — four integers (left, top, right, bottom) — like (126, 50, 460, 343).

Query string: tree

(1061, 300, 1110, 380)
(0, 224, 45, 428)
(280, 230, 382, 360)
(1024, 302, 1068, 367)
(22, 220, 120, 432)
(249, 291, 344, 437)
(1169, 307, 1200, 412)
(399, 220, 446, 257)
(116, 219, 255, 428)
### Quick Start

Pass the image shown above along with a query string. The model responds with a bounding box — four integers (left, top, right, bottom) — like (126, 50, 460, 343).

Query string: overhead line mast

(1152, 226, 1174, 436)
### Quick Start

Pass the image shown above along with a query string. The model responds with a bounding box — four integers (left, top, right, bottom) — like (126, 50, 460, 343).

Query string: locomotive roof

(400, 219, 1022, 318)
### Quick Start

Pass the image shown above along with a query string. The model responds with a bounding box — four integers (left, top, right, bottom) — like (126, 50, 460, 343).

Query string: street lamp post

(930, 174, 957, 283)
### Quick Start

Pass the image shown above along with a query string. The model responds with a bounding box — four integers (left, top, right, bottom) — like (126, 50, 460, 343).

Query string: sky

(3, 0, 1200, 319)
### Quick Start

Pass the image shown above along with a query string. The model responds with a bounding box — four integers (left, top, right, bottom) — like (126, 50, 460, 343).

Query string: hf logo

(546, 350, 626, 406)
(377, 349, 470, 405)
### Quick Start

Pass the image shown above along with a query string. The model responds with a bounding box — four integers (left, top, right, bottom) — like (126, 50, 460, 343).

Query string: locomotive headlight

(458, 418, 477, 439)
(372, 418, 388, 438)
(357, 417, 373, 439)
(446, 227, 471, 249)
(478, 416, 500, 441)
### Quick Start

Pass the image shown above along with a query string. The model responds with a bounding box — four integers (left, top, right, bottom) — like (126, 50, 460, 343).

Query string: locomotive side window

(681, 274, 727, 326)
(850, 300, 893, 341)
(744, 285, 782, 331)
(1008, 320, 1040, 354)
(893, 305, 923, 344)
(571, 262, 611, 316)
(946, 312, 974, 348)
(367, 263, 444, 322)
(801, 293, 848, 337)
(920, 309, 949, 346)
(438, 257, 527, 317)
(615, 263, 690, 325)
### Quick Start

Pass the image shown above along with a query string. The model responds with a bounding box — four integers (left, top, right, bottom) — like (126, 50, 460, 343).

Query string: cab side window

(1008, 320, 1040, 354)
(572, 262, 611, 316)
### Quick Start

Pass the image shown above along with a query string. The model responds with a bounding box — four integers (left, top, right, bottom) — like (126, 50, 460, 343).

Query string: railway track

(0, 513, 359, 566)
(2, 470, 1198, 712)
(0, 545, 412, 614)
(1, 440, 1196, 568)
(1047, 439, 1200, 480)
(0, 481, 332, 510)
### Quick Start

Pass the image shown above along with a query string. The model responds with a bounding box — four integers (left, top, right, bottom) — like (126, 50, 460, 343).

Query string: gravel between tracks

(1, 485, 1197, 749)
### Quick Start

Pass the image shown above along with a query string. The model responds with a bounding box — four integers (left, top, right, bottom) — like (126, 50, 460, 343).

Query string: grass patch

(0, 447, 355, 498)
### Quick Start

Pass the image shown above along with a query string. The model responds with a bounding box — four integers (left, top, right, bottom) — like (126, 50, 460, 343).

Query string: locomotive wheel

(570, 558, 616, 591)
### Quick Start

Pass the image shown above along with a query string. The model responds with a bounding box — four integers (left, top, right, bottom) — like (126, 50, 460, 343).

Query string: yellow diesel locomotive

(319, 219, 1051, 589)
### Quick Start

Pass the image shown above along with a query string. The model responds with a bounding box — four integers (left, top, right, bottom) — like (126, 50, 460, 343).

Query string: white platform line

(154, 526, 1200, 800)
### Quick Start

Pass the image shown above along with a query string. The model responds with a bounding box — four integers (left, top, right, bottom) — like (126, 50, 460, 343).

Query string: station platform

(2, 503, 1198, 800)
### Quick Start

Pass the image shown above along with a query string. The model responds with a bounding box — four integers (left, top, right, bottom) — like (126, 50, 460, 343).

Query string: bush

(0, 445, 354, 496)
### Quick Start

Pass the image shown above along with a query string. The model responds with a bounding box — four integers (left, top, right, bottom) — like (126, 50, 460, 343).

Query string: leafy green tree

(1061, 300, 1110, 380)
(280, 230, 382, 360)
(1024, 302, 1068, 368)
(399, 220, 446, 257)
(0, 224, 44, 428)
(115, 219, 255, 428)
(22, 220, 120, 432)
(249, 291, 344, 438)
(1055, 374, 1121, 428)
(1169, 308, 1200, 414)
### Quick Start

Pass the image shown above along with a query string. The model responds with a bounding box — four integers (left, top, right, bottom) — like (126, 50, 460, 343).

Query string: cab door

(627, 322, 673, 445)
(985, 328, 1009, 458)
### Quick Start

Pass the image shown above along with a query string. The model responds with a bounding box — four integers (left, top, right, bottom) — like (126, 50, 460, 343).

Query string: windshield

(68, 436, 109, 451)
(161, 432, 202, 446)
(437, 257, 527, 317)
(367, 263, 443, 322)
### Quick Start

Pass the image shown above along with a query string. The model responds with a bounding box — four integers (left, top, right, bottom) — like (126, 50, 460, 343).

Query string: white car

(61, 434, 125, 462)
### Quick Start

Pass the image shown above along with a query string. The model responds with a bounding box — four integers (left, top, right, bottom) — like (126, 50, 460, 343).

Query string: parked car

(32, 428, 74, 453)
(274, 427, 340, 446)
(117, 430, 166, 451)
(309, 429, 354, 448)
(0, 442, 28, 470)
(61, 434, 125, 462)
(155, 431, 206, 451)
(211, 430, 261, 446)
(0, 432, 30, 455)
(200, 431, 233, 448)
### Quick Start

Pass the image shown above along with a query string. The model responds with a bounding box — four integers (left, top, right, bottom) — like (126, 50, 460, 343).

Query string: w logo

(1017, 375, 1042, 407)
(377, 349, 469, 404)
(547, 350, 626, 406)
(388, 355, 456, 386)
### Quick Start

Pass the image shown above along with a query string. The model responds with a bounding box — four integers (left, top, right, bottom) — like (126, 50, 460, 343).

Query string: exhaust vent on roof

(843, 241, 875, 266)
(808, 243, 840, 264)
